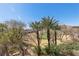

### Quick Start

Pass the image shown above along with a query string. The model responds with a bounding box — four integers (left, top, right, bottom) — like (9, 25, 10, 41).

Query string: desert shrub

(59, 43, 74, 55)
(9, 47, 20, 55)
(72, 42, 79, 50)
(42, 42, 79, 56)
(33, 42, 79, 56)
(63, 42, 79, 50)
(41, 44, 62, 56)
(32, 46, 42, 56)
(59, 42, 79, 55)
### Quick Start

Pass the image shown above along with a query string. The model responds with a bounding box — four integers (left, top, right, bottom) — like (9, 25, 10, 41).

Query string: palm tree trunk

(47, 28, 50, 54)
(36, 30, 41, 56)
(54, 30, 57, 45)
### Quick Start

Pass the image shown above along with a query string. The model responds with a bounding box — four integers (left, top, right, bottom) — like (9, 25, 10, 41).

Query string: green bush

(58, 42, 79, 55)
(33, 42, 79, 56)
(41, 44, 62, 56)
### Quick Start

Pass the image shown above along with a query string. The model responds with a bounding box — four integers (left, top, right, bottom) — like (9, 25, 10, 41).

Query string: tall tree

(41, 16, 59, 54)
(53, 24, 60, 45)
(30, 21, 41, 56)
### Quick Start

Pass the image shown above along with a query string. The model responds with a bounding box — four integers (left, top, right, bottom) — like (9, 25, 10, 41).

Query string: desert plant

(53, 24, 60, 45)
(58, 42, 79, 56)
(0, 23, 10, 56)
(5, 20, 28, 56)
(41, 44, 62, 56)
(30, 21, 42, 56)
(41, 16, 59, 54)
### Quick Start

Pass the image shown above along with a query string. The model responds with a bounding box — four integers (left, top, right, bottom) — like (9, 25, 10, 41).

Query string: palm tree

(41, 16, 59, 54)
(30, 21, 41, 56)
(53, 24, 60, 45)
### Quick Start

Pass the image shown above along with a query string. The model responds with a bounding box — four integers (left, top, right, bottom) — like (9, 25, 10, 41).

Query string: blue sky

(0, 3, 79, 26)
